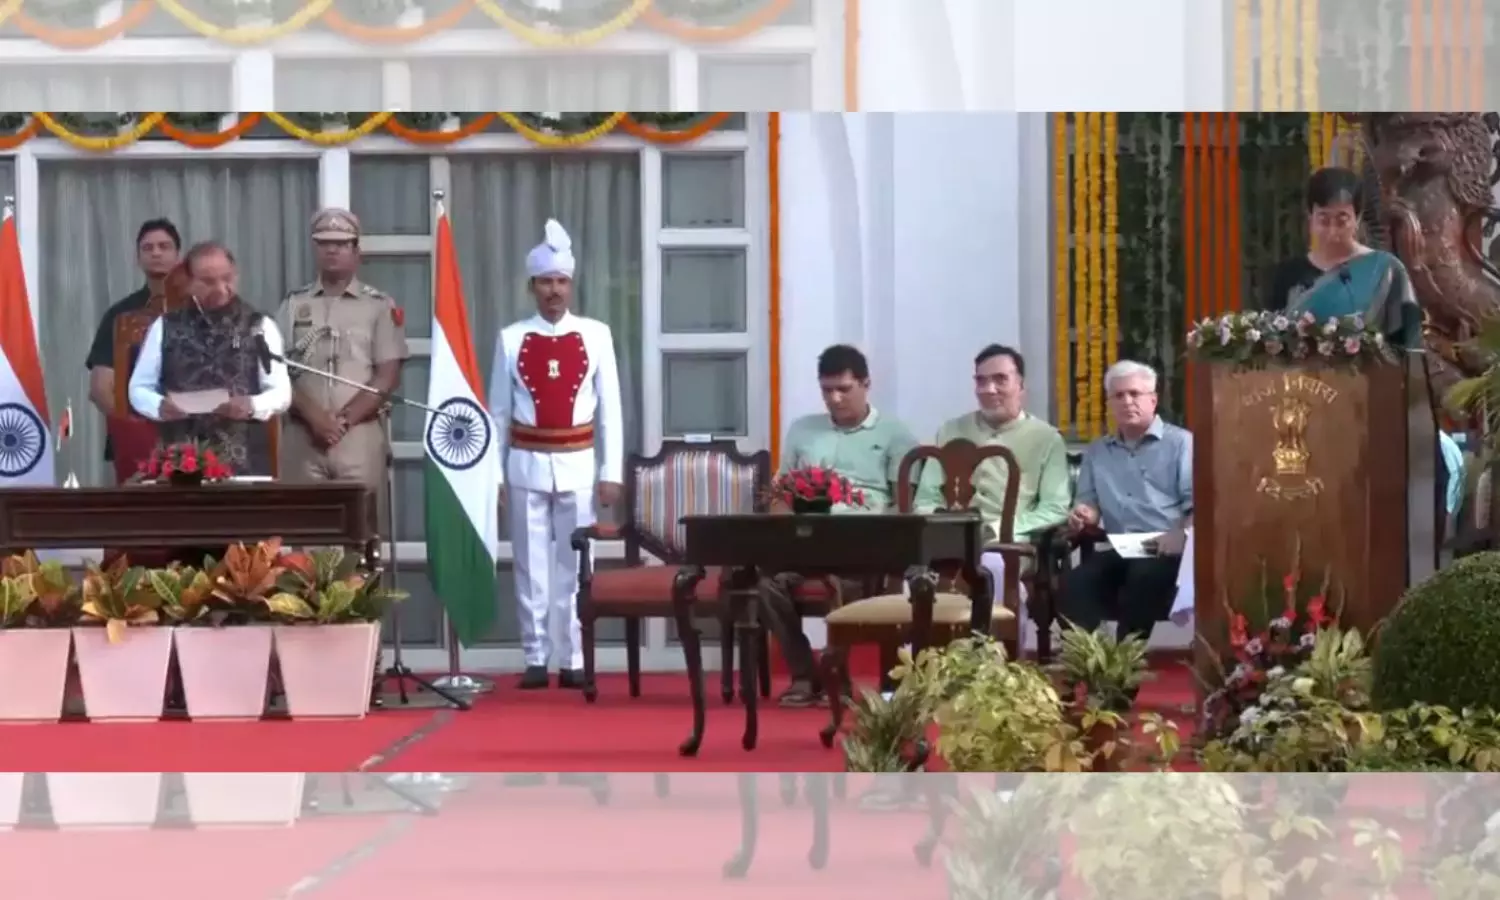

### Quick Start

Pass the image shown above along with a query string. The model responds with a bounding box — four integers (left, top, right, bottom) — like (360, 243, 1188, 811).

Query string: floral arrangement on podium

(769, 466, 866, 514)
(1185, 311, 1397, 366)
(137, 439, 233, 486)
(0, 540, 402, 724)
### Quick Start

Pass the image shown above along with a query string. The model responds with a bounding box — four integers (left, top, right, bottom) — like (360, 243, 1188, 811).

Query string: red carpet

(0, 664, 1200, 773)
(0, 776, 948, 899)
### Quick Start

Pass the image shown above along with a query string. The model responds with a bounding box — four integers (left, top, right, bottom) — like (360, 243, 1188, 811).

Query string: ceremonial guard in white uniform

(489, 220, 623, 690)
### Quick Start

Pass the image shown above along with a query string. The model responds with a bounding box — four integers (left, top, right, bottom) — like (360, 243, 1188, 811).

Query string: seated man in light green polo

(762, 343, 920, 707)
(913, 342, 1071, 654)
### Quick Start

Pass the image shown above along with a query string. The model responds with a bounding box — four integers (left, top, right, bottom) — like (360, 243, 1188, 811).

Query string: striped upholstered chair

(572, 439, 770, 702)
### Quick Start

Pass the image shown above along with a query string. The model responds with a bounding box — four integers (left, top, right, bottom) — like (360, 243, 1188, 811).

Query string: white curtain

(351, 152, 642, 647)
(38, 159, 319, 488)
(0, 66, 232, 109)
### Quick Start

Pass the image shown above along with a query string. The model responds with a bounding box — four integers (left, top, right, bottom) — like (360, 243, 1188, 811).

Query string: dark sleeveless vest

(157, 297, 273, 477)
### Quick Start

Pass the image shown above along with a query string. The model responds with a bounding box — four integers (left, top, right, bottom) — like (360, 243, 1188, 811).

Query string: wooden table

(672, 512, 987, 757)
(0, 483, 374, 561)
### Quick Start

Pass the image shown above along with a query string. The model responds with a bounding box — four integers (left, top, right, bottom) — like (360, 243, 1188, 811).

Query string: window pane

(351, 157, 432, 236)
(393, 357, 431, 443)
(662, 153, 745, 228)
(394, 460, 426, 543)
(358, 254, 432, 338)
(700, 57, 813, 110)
(0, 159, 12, 203)
(379, 565, 447, 648)
(662, 352, 748, 437)
(660, 249, 747, 333)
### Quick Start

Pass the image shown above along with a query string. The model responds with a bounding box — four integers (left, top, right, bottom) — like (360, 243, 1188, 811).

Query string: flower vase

(792, 498, 834, 515)
(169, 471, 204, 487)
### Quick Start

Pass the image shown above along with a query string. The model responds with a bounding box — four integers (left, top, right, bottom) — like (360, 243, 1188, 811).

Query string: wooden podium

(1191, 359, 1441, 653)
(0, 483, 374, 561)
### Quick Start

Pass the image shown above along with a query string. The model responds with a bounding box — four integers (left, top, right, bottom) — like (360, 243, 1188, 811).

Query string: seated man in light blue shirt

(1060, 360, 1192, 644)
(762, 344, 919, 707)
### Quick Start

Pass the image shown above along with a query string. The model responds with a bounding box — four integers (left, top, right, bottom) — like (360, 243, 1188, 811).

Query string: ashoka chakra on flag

(424, 397, 492, 472)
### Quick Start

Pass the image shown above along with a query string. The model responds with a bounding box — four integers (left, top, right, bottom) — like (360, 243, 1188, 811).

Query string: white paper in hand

(1106, 531, 1164, 560)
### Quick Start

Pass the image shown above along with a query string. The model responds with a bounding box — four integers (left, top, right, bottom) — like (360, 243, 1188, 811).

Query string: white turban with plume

(525, 218, 576, 278)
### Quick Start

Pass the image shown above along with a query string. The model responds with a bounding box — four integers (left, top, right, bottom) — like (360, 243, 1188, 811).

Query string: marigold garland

(1086, 112, 1105, 439)
(155, 0, 334, 45)
(1278, 0, 1297, 112)
(641, 0, 793, 41)
(474, 0, 650, 46)
(262, 112, 393, 146)
(0, 0, 809, 46)
(13, 0, 152, 48)
(321, 0, 475, 43)
(496, 112, 627, 147)
(1053, 113, 1072, 434)
(0, 111, 730, 150)
(0, 115, 39, 151)
(1103, 112, 1119, 436)
(35, 112, 164, 151)
(1233, 0, 1253, 110)
(1259, 0, 1278, 110)
(159, 113, 263, 148)
(1072, 114, 1091, 439)
(618, 111, 732, 143)
(384, 113, 498, 145)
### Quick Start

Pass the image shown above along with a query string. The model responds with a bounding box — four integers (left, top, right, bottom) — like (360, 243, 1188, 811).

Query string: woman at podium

(1264, 166, 1422, 348)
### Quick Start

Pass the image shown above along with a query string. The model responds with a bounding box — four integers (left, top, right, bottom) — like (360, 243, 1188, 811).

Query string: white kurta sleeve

(248, 318, 292, 420)
(127, 319, 167, 420)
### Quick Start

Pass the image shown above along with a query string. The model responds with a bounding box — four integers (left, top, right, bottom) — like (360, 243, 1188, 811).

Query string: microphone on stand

(253, 332, 457, 423)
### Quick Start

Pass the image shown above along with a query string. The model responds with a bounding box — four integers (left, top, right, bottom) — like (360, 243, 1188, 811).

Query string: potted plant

(891, 636, 1089, 772)
(1053, 624, 1151, 770)
(156, 543, 278, 720)
(268, 548, 406, 718)
(839, 682, 932, 773)
(73, 556, 170, 721)
(137, 439, 233, 486)
(0, 551, 79, 722)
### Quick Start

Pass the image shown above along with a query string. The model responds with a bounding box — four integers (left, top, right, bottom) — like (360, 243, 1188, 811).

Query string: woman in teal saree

(1270, 167, 1423, 347)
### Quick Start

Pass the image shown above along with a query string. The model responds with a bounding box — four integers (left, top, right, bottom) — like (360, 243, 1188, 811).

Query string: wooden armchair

(817, 439, 1031, 745)
(571, 440, 770, 703)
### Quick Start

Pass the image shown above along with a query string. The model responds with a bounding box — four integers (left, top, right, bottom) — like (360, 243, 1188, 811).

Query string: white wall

(855, 0, 1221, 111)
(777, 112, 1041, 441)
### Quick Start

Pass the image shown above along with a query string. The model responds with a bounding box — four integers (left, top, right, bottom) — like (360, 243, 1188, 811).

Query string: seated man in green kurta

(761, 344, 920, 707)
(913, 343, 1072, 655)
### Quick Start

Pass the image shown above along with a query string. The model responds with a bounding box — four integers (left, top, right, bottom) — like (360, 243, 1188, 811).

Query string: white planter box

(273, 623, 379, 719)
(48, 773, 162, 828)
(0, 773, 23, 829)
(183, 774, 305, 827)
(0, 629, 71, 722)
(72, 627, 173, 721)
(174, 626, 272, 720)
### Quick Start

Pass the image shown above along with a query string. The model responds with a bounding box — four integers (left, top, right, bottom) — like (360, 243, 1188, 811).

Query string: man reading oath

(127, 241, 292, 476)
(84, 219, 187, 483)
(489, 219, 624, 691)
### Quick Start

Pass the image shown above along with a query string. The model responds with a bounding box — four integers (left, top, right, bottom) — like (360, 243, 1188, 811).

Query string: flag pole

(425, 188, 495, 696)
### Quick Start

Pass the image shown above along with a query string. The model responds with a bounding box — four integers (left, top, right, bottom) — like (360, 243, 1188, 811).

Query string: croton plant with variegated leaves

(0, 550, 79, 628)
(269, 547, 407, 625)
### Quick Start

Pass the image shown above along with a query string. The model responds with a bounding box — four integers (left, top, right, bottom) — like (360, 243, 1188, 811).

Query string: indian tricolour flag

(423, 210, 501, 647)
(0, 205, 53, 489)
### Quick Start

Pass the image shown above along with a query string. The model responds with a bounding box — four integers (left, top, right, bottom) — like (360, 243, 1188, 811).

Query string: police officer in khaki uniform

(278, 208, 409, 532)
